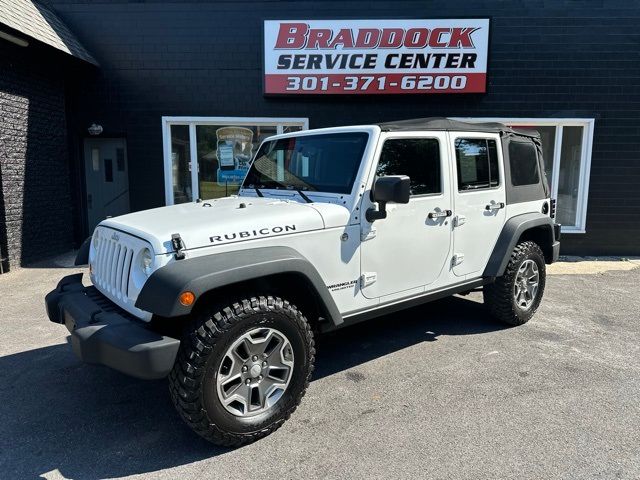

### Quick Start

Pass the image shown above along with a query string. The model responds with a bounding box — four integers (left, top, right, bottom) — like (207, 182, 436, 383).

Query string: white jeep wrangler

(46, 118, 560, 446)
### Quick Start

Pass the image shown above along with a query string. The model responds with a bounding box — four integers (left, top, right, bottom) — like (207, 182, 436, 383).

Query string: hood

(99, 197, 349, 254)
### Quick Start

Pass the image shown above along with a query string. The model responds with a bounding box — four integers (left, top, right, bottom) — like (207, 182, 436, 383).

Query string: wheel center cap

(249, 364, 262, 378)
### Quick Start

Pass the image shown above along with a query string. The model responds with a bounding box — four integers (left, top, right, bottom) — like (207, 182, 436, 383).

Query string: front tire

(483, 240, 546, 326)
(169, 296, 315, 447)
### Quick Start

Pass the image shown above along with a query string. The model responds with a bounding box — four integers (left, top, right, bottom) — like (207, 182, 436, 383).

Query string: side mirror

(366, 175, 410, 222)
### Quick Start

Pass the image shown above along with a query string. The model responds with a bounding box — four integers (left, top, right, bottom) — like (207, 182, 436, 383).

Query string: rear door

(360, 132, 452, 298)
(450, 132, 506, 277)
(84, 138, 130, 232)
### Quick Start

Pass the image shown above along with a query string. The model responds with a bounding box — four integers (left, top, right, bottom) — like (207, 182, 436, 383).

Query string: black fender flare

(483, 213, 557, 278)
(74, 236, 92, 266)
(135, 246, 343, 325)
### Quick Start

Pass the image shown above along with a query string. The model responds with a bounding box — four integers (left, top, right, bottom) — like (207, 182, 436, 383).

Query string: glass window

(455, 138, 499, 191)
(104, 158, 113, 182)
(196, 125, 277, 199)
(244, 132, 369, 194)
(282, 125, 304, 134)
(170, 125, 192, 204)
(557, 126, 584, 226)
(377, 138, 441, 196)
(509, 141, 540, 186)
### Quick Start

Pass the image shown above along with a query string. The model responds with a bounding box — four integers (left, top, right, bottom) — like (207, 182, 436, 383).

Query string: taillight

(550, 198, 557, 219)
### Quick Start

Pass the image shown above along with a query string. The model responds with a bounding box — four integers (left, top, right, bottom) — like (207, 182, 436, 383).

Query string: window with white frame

(457, 118, 594, 233)
(162, 117, 309, 204)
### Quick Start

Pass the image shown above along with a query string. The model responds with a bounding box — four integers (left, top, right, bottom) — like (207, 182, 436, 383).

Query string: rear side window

(455, 138, 499, 191)
(377, 138, 441, 195)
(509, 141, 540, 186)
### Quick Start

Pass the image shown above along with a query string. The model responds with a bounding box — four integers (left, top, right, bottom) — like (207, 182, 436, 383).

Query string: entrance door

(360, 133, 452, 299)
(450, 132, 506, 277)
(84, 138, 130, 232)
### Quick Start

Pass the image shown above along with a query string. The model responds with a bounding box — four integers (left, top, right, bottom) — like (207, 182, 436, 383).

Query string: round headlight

(141, 248, 153, 275)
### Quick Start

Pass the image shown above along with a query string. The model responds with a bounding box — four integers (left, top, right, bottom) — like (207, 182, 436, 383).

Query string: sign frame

(263, 18, 491, 96)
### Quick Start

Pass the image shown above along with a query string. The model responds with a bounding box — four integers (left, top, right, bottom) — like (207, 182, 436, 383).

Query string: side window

(455, 138, 500, 191)
(377, 138, 441, 196)
(509, 141, 540, 186)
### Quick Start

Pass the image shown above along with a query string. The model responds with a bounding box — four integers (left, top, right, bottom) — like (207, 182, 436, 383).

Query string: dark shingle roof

(378, 117, 540, 138)
(0, 0, 97, 65)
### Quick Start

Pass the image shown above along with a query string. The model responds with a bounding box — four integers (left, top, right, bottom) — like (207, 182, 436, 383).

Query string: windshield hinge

(171, 233, 186, 260)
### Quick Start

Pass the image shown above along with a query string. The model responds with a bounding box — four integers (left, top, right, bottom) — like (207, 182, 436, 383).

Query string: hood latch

(171, 233, 186, 260)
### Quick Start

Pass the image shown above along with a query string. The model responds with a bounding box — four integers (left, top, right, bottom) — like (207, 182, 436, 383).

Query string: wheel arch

(484, 213, 556, 278)
(136, 246, 343, 327)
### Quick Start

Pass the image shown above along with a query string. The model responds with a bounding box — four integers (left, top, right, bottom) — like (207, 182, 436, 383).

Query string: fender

(74, 236, 92, 266)
(135, 246, 343, 325)
(483, 212, 558, 278)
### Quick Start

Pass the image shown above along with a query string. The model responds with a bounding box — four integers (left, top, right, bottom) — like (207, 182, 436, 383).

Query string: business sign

(264, 19, 489, 95)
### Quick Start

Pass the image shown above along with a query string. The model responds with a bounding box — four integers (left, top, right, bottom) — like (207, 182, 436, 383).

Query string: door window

(455, 138, 499, 191)
(376, 138, 441, 196)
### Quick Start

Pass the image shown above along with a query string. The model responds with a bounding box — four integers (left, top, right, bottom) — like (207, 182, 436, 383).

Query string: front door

(360, 133, 452, 299)
(84, 138, 130, 232)
(450, 132, 507, 277)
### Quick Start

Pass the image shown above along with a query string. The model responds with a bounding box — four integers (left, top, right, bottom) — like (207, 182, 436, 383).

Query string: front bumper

(45, 274, 180, 380)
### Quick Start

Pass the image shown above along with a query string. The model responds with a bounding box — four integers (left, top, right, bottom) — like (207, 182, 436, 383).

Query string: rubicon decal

(264, 19, 489, 95)
(210, 225, 297, 243)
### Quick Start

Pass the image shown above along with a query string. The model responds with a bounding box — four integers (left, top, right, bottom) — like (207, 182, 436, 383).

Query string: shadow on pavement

(0, 295, 504, 479)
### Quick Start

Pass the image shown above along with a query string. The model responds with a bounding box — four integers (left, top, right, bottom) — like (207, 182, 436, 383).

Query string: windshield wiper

(287, 186, 312, 203)
(254, 186, 264, 197)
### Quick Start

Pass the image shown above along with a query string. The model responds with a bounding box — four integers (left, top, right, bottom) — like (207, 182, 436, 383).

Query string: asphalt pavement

(1, 259, 639, 479)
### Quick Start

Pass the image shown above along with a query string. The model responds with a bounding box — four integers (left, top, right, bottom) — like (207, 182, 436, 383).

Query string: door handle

(485, 202, 505, 211)
(428, 209, 453, 219)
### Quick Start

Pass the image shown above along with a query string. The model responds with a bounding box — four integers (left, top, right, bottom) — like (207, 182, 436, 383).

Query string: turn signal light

(179, 291, 195, 306)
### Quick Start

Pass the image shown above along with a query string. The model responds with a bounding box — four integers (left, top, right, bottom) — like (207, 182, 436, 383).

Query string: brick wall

(49, 0, 640, 255)
(0, 40, 74, 269)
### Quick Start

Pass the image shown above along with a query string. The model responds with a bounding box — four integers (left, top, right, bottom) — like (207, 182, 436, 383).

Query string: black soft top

(378, 117, 540, 138)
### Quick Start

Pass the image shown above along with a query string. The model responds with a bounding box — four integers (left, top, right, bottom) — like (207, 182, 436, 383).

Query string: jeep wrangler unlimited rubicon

(46, 118, 560, 446)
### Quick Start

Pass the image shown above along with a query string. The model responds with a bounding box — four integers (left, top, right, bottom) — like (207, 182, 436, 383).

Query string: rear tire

(169, 295, 315, 447)
(483, 241, 546, 326)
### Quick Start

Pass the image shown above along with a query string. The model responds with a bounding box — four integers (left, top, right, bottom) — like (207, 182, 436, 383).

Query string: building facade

(1, 0, 639, 270)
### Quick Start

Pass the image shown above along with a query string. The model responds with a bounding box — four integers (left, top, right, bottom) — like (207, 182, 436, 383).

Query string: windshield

(243, 132, 369, 194)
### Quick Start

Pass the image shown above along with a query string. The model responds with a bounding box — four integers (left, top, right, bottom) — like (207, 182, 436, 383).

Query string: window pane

(171, 125, 192, 204)
(557, 126, 584, 226)
(104, 158, 113, 182)
(282, 125, 304, 134)
(377, 138, 441, 195)
(510, 126, 556, 182)
(244, 133, 368, 194)
(196, 125, 277, 200)
(509, 141, 540, 186)
(116, 148, 125, 171)
(455, 138, 499, 191)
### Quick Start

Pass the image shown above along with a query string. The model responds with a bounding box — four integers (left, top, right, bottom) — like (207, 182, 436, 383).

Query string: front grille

(92, 231, 135, 299)
(85, 286, 139, 322)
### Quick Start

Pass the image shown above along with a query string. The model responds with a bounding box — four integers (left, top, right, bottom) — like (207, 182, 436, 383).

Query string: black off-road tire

(168, 296, 315, 447)
(483, 241, 546, 326)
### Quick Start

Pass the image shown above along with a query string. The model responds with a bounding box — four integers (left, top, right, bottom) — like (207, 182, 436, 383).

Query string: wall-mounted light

(88, 123, 103, 136)
(0, 30, 29, 47)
